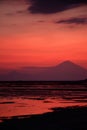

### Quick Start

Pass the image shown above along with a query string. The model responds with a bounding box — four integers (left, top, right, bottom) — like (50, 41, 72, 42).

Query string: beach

(0, 81, 87, 130)
(0, 106, 87, 130)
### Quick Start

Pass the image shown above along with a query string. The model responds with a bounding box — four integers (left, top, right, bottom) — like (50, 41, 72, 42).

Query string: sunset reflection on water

(0, 83, 87, 122)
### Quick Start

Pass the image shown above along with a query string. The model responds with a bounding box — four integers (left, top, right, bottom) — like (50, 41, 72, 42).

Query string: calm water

(0, 82, 87, 122)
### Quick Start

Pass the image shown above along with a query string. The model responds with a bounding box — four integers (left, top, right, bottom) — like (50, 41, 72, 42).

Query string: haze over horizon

(1, 2, 87, 130)
(0, 60, 87, 81)
(0, 0, 87, 71)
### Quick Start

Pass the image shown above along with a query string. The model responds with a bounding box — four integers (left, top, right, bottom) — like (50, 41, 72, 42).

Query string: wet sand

(0, 106, 87, 130)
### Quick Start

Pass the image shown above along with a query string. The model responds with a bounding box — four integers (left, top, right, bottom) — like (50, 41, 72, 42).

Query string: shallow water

(0, 82, 87, 122)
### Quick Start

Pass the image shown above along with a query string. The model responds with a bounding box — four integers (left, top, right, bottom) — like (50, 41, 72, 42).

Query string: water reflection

(0, 83, 87, 122)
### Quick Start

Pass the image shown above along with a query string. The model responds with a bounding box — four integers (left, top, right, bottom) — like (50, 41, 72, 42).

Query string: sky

(0, 0, 87, 70)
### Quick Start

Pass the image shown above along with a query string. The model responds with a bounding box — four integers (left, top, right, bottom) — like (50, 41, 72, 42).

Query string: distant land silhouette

(0, 61, 87, 81)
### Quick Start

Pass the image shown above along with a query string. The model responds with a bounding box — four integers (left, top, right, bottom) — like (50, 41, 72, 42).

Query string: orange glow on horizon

(0, 28, 87, 69)
(0, 1, 87, 70)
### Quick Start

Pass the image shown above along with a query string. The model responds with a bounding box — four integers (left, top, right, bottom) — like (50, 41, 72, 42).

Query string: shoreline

(0, 79, 87, 86)
(0, 106, 87, 130)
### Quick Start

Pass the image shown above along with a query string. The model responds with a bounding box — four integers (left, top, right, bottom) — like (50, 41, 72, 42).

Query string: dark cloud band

(56, 17, 87, 25)
(28, 0, 87, 14)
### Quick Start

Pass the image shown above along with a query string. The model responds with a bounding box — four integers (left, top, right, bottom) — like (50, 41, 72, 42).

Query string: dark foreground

(0, 106, 87, 130)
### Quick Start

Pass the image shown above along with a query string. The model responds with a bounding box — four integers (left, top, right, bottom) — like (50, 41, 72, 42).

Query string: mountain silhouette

(55, 60, 87, 73)
(51, 60, 87, 81)
(0, 61, 87, 81)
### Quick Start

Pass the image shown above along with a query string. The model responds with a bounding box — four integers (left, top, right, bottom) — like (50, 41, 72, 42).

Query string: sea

(0, 81, 87, 123)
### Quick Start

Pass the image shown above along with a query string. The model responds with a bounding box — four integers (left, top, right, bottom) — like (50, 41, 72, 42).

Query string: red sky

(0, 0, 87, 70)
